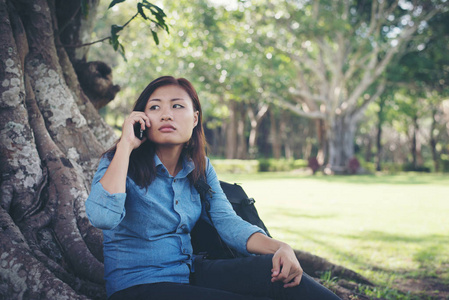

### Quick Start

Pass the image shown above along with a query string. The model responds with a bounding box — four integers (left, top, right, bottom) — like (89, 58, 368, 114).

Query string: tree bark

(375, 97, 385, 171)
(327, 115, 358, 174)
(315, 119, 327, 165)
(430, 107, 439, 172)
(280, 111, 292, 159)
(248, 103, 269, 158)
(236, 102, 247, 159)
(1, 0, 108, 298)
(270, 109, 282, 159)
(225, 100, 238, 159)
(411, 115, 419, 168)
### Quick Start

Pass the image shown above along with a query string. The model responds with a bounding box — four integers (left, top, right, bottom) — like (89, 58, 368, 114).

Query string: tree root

(294, 249, 373, 286)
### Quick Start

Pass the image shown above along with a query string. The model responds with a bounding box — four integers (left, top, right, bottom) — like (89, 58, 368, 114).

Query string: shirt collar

(154, 154, 195, 178)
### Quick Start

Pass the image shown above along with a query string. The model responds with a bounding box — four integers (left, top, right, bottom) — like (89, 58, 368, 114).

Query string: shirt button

(175, 200, 179, 205)
(174, 179, 177, 183)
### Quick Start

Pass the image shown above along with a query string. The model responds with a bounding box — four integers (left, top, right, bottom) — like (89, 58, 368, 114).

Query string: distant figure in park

(86, 76, 341, 300)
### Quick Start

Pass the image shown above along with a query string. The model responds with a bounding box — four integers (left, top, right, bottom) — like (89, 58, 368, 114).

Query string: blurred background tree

(91, 0, 449, 174)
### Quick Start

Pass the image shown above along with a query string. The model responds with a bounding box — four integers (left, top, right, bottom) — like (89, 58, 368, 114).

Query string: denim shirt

(85, 154, 265, 297)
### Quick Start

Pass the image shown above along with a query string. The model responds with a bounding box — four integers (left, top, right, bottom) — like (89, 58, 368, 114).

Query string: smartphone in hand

(133, 123, 145, 140)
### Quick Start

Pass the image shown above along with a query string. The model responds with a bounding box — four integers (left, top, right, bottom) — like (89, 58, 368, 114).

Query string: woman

(86, 76, 341, 300)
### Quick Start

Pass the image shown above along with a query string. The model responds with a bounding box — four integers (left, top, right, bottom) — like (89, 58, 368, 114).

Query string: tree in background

(94, 0, 449, 172)
(392, 10, 449, 171)
(245, 0, 448, 173)
(364, 9, 449, 172)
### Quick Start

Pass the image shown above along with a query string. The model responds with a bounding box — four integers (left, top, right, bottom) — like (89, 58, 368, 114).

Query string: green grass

(218, 172, 449, 299)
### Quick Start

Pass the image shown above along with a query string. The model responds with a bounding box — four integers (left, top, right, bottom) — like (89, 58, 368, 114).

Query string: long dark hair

(104, 76, 207, 188)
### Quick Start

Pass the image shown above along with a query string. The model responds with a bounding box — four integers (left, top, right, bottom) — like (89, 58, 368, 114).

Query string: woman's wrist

(247, 232, 289, 255)
(116, 139, 134, 156)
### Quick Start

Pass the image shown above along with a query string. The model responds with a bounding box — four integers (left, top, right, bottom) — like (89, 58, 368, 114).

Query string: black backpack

(191, 179, 271, 259)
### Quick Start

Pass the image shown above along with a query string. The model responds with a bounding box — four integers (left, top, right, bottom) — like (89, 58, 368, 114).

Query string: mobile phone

(134, 123, 145, 140)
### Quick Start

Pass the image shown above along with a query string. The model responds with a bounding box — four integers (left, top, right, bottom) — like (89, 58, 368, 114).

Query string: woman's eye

(149, 105, 160, 111)
(173, 104, 184, 109)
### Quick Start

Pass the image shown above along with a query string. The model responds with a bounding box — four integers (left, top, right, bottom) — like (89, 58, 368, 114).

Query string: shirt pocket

(191, 188, 201, 202)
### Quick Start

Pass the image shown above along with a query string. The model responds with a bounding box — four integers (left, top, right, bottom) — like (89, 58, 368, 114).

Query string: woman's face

(144, 85, 199, 147)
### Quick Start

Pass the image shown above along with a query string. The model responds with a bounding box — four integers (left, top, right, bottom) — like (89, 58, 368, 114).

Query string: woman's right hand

(118, 111, 151, 152)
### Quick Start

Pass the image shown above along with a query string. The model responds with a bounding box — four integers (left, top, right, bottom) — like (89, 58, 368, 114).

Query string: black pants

(109, 254, 341, 300)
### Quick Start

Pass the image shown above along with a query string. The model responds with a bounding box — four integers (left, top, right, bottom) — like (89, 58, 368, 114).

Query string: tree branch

(352, 79, 387, 122)
(58, 36, 110, 48)
(271, 97, 325, 119)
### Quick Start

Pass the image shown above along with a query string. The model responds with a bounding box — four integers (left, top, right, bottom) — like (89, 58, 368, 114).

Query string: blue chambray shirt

(85, 154, 265, 297)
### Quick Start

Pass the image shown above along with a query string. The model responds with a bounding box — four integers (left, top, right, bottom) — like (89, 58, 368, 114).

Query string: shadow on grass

(268, 207, 338, 220)
(305, 173, 449, 186)
(340, 231, 449, 245)
(222, 172, 449, 186)
(268, 227, 449, 277)
(267, 226, 380, 272)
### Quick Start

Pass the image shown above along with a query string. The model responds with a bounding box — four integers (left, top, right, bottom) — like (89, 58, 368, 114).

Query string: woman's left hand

(271, 243, 303, 288)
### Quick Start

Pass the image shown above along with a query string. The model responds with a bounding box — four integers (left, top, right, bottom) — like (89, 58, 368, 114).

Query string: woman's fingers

(271, 244, 303, 288)
(283, 274, 302, 288)
(128, 111, 150, 129)
(121, 112, 151, 149)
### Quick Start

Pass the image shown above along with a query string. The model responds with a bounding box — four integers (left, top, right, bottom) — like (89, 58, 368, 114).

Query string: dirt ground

(393, 277, 449, 299)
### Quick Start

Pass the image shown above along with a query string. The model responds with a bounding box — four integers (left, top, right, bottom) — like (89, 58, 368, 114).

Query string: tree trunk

(225, 100, 237, 159)
(270, 109, 281, 159)
(375, 97, 385, 171)
(430, 107, 439, 172)
(247, 103, 269, 158)
(280, 111, 292, 159)
(236, 102, 247, 159)
(315, 119, 327, 165)
(0, 0, 111, 298)
(411, 115, 418, 168)
(364, 135, 372, 163)
(327, 116, 357, 174)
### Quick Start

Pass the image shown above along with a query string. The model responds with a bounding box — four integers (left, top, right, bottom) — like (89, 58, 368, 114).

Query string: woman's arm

(86, 111, 150, 229)
(247, 232, 303, 288)
(99, 141, 133, 194)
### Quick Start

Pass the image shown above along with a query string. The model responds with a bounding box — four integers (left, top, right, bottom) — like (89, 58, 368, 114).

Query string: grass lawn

(218, 172, 449, 299)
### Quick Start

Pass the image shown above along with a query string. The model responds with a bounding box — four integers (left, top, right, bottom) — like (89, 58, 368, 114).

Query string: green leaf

(151, 30, 159, 45)
(117, 43, 127, 62)
(111, 24, 124, 37)
(110, 25, 124, 51)
(108, 0, 126, 9)
(109, 35, 119, 51)
(137, 3, 148, 20)
(141, 1, 168, 31)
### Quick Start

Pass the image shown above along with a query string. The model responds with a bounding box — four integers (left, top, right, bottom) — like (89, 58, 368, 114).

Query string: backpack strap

(189, 174, 237, 259)
(192, 175, 214, 222)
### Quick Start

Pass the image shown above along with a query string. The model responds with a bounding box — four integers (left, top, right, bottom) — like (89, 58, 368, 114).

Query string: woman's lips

(159, 125, 176, 132)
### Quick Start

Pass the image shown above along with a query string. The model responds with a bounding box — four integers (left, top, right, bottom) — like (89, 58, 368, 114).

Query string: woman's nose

(160, 110, 173, 121)
(161, 114, 172, 121)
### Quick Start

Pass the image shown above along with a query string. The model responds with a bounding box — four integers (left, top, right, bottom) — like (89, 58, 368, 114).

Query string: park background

(1, 0, 448, 299)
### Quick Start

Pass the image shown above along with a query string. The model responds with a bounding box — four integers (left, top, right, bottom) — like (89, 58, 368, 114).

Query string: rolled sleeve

(203, 158, 266, 256)
(85, 156, 127, 230)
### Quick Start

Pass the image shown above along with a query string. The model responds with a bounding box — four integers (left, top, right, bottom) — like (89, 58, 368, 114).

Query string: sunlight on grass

(218, 172, 449, 296)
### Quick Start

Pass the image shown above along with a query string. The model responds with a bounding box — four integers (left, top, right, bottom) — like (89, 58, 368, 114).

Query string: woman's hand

(119, 111, 151, 152)
(271, 243, 303, 288)
(99, 112, 150, 194)
(246, 233, 303, 288)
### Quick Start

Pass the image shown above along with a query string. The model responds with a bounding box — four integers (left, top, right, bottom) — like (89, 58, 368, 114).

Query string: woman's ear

(193, 111, 199, 127)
